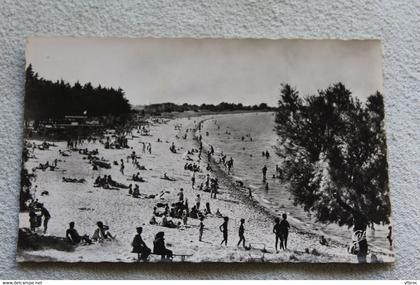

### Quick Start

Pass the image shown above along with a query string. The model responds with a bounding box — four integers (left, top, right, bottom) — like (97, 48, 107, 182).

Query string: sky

(26, 37, 383, 106)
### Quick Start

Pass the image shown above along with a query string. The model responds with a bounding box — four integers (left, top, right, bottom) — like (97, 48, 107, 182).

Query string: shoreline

(194, 116, 346, 248)
(193, 114, 394, 260)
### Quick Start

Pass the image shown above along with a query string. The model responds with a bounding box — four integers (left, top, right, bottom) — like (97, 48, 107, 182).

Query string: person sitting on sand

(128, 184, 133, 195)
(204, 202, 211, 215)
(132, 185, 140, 198)
(164, 204, 170, 216)
(153, 207, 159, 216)
(153, 231, 173, 260)
(94, 176, 101, 186)
(161, 214, 178, 228)
(169, 142, 176, 153)
(169, 207, 176, 218)
(66, 222, 92, 245)
(319, 235, 329, 246)
(215, 208, 222, 218)
(149, 216, 157, 225)
(133, 172, 145, 182)
(92, 221, 114, 242)
(189, 206, 199, 219)
(132, 226, 151, 261)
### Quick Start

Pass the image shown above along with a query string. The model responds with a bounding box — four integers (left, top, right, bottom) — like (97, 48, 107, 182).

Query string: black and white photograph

(18, 37, 393, 263)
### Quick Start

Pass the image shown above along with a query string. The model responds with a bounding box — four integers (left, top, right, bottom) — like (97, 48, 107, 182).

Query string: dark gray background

(0, 0, 419, 279)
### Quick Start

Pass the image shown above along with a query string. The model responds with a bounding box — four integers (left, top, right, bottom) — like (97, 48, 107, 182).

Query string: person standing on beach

(120, 159, 125, 175)
(387, 226, 393, 248)
(199, 217, 204, 242)
(178, 188, 184, 202)
(40, 203, 50, 234)
(273, 217, 281, 252)
(279, 214, 290, 250)
(237, 218, 246, 248)
(211, 184, 217, 199)
(191, 172, 196, 189)
(220, 216, 229, 246)
(262, 165, 267, 181)
(182, 210, 188, 225)
(196, 194, 201, 210)
(205, 174, 210, 190)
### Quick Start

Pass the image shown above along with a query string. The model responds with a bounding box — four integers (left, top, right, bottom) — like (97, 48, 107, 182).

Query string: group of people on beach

(215, 213, 291, 252)
(66, 221, 114, 245)
(23, 116, 344, 263)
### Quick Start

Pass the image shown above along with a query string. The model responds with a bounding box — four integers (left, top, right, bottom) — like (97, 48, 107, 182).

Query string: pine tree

(276, 83, 391, 258)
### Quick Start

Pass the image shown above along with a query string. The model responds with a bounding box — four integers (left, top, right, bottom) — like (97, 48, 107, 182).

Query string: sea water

(201, 112, 390, 253)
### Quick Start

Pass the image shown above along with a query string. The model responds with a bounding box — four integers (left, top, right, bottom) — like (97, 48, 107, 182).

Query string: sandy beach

(18, 112, 394, 263)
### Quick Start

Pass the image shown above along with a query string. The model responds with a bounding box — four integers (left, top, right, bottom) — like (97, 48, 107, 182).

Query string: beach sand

(17, 113, 393, 263)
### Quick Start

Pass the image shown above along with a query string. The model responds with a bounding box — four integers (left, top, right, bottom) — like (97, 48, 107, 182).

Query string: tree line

(275, 82, 390, 259)
(24, 64, 131, 121)
(140, 102, 273, 115)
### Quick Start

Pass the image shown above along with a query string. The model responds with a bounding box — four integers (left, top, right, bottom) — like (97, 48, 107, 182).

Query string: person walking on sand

(279, 213, 290, 250)
(237, 218, 246, 248)
(262, 165, 267, 181)
(220, 216, 229, 246)
(199, 217, 204, 241)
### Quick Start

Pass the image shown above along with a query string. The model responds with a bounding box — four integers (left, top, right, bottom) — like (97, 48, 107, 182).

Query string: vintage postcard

(18, 37, 393, 263)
